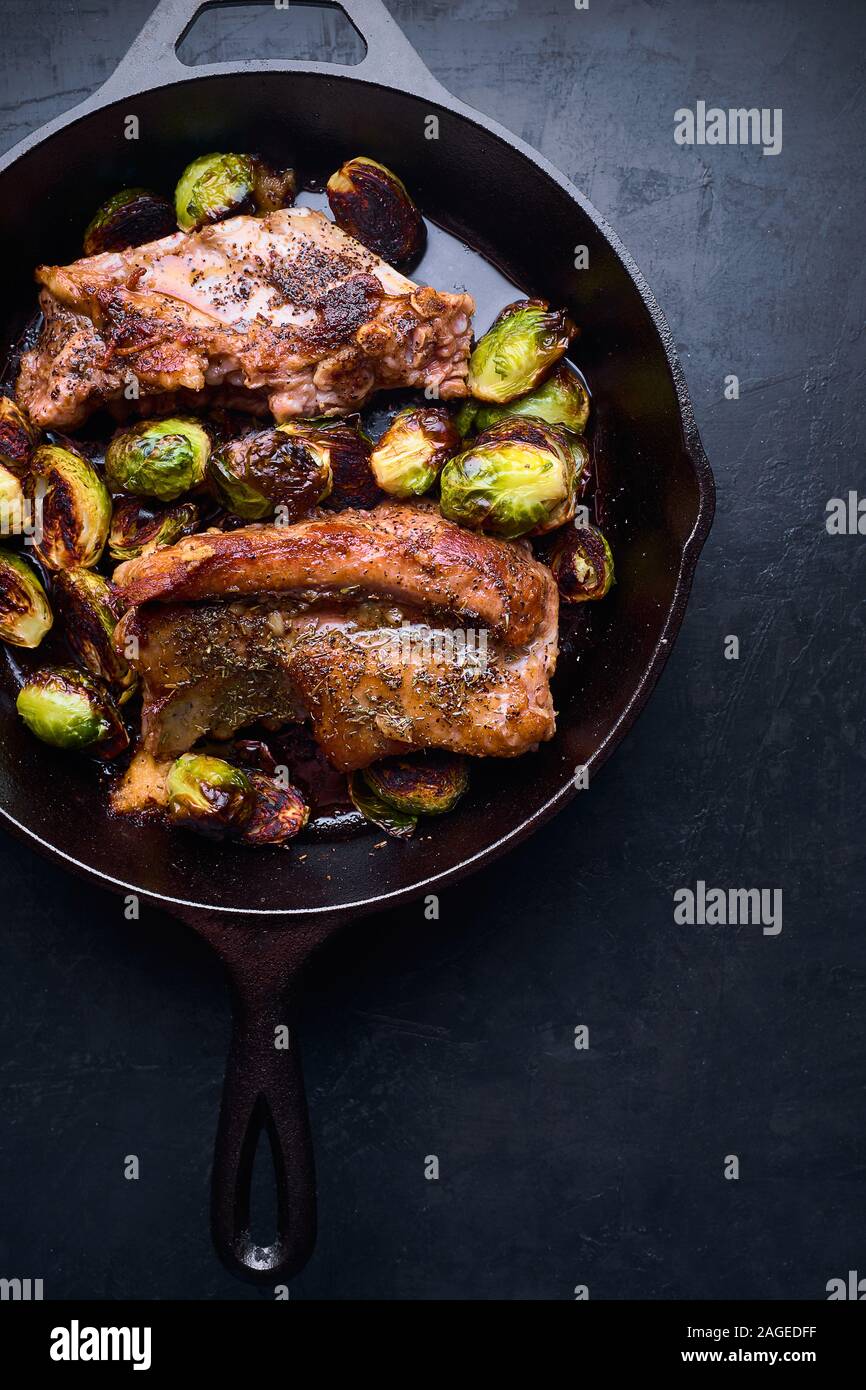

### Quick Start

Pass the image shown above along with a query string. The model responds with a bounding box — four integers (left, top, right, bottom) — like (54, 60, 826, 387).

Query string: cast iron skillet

(0, 0, 714, 1283)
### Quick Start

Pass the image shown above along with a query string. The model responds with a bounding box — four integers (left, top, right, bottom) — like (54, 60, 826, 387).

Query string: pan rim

(0, 68, 715, 921)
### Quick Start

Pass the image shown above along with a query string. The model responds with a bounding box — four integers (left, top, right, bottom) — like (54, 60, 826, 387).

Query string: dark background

(1, 0, 863, 1300)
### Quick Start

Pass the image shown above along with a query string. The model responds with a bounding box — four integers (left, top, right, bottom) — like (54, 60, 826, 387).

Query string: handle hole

(237, 1096, 288, 1255)
(177, 1, 367, 68)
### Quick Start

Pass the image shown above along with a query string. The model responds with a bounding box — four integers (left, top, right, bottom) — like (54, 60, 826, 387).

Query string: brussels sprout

(166, 753, 254, 838)
(52, 569, 136, 700)
(83, 188, 175, 256)
(548, 524, 614, 602)
(370, 407, 460, 499)
(175, 153, 256, 231)
(0, 395, 37, 475)
(0, 549, 52, 648)
(209, 427, 331, 522)
(348, 771, 417, 839)
(469, 363, 590, 436)
(105, 418, 210, 502)
(326, 156, 425, 267)
(467, 299, 576, 405)
(108, 497, 200, 562)
(31, 444, 111, 570)
(363, 752, 468, 816)
(439, 418, 577, 539)
(16, 666, 128, 756)
(315, 418, 382, 511)
(174, 153, 295, 232)
(241, 773, 309, 846)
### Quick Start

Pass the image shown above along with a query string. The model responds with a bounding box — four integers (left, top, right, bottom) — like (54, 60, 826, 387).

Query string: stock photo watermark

(674, 881, 783, 935)
(674, 101, 782, 156)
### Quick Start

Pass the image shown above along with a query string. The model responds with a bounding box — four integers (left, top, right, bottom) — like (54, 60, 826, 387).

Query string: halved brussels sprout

(363, 752, 468, 816)
(370, 407, 460, 499)
(348, 771, 417, 838)
(315, 418, 382, 511)
(52, 569, 136, 700)
(31, 443, 111, 569)
(326, 156, 425, 267)
(0, 465, 25, 535)
(16, 666, 128, 756)
(242, 773, 310, 846)
(469, 363, 590, 436)
(0, 395, 37, 475)
(209, 427, 332, 522)
(548, 524, 614, 602)
(105, 418, 210, 502)
(175, 153, 256, 231)
(166, 753, 254, 837)
(108, 497, 200, 562)
(0, 549, 53, 648)
(174, 153, 296, 232)
(439, 418, 577, 539)
(83, 188, 175, 256)
(468, 299, 576, 405)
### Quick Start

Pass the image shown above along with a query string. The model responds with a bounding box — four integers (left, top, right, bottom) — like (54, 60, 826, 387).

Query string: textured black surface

(1, 0, 864, 1300)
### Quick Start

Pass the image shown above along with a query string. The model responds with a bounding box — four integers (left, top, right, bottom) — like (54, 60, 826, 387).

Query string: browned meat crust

(17, 208, 474, 429)
(117, 592, 557, 769)
(113, 502, 553, 648)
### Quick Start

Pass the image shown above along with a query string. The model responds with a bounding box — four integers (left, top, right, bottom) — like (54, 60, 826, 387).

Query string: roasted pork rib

(113, 503, 558, 778)
(17, 208, 475, 429)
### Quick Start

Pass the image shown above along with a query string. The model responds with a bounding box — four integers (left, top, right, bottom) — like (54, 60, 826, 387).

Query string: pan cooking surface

(0, 69, 710, 916)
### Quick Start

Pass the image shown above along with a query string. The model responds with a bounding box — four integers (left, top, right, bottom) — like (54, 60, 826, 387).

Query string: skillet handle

(97, 0, 446, 103)
(211, 964, 316, 1283)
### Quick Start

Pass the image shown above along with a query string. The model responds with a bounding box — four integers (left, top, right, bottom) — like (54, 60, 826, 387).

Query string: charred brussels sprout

(468, 299, 576, 405)
(16, 666, 128, 756)
(108, 497, 200, 562)
(83, 188, 175, 256)
(174, 153, 295, 231)
(363, 752, 468, 816)
(0, 395, 38, 475)
(210, 427, 331, 522)
(31, 444, 111, 569)
(348, 771, 417, 839)
(166, 753, 254, 838)
(326, 156, 425, 267)
(0, 549, 53, 648)
(52, 569, 136, 700)
(548, 524, 614, 602)
(370, 407, 460, 499)
(105, 418, 210, 502)
(470, 364, 590, 436)
(242, 773, 309, 846)
(315, 419, 382, 510)
(439, 418, 577, 539)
